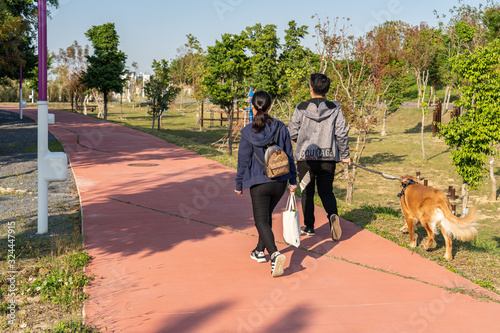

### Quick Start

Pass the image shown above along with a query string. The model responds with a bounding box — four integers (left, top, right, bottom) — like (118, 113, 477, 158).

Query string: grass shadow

(404, 122, 433, 134)
(359, 153, 406, 166)
(427, 147, 451, 161)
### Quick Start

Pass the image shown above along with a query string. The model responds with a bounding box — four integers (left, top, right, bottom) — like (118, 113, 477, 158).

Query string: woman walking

(234, 90, 297, 277)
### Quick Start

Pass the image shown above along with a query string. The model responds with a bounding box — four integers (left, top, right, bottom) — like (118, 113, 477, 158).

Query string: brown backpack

(254, 123, 290, 178)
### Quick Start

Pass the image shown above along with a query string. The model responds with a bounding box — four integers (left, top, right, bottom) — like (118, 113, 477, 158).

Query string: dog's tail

(441, 205, 479, 241)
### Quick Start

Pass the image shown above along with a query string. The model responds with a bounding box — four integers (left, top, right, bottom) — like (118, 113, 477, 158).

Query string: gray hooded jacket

(288, 98, 350, 162)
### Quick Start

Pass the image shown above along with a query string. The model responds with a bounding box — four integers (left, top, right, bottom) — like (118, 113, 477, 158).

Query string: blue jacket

(235, 118, 297, 191)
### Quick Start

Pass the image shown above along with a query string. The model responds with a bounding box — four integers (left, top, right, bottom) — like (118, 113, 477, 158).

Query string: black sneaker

(300, 226, 315, 236)
(270, 252, 286, 277)
(330, 214, 342, 241)
(250, 249, 266, 263)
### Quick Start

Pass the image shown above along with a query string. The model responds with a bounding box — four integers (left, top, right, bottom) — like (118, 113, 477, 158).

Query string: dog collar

(397, 179, 418, 205)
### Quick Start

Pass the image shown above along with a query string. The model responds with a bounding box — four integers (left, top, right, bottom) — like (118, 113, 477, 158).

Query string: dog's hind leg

(440, 225, 453, 261)
(406, 217, 418, 248)
(422, 222, 436, 251)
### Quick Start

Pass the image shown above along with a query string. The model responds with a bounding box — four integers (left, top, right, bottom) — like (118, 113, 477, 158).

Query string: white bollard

(37, 101, 67, 234)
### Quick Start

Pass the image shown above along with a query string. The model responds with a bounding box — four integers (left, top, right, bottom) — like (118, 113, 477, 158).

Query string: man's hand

(289, 185, 297, 193)
(342, 157, 352, 165)
(234, 189, 243, 196)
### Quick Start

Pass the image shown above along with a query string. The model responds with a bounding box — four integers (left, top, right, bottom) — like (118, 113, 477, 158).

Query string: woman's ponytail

(252, 90, 273, 133)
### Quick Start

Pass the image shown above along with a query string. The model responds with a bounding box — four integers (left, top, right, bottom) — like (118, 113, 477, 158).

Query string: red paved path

(5, 106, 500, 333)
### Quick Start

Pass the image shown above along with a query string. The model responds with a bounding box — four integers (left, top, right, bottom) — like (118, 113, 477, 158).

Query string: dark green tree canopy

(82, 22, 127, 120)
(144, 59, 180, 130)
(203, 33, 251, 110)
(0, 0, 59, 80)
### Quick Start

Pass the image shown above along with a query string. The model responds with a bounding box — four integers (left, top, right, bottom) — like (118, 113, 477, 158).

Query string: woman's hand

(234, 189, 243, 196)
(289, 185, 297, 193)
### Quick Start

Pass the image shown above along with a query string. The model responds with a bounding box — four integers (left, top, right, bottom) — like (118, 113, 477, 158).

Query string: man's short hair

(310, 73, 330, 96)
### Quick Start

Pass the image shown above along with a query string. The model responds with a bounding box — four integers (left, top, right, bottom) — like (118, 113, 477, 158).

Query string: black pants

(297, 160, 338, 228)
(249, 181, 287, 255)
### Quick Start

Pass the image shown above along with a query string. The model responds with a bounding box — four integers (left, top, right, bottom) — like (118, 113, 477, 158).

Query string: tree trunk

(420, 71, 429, 160)
(346, 180, 354, 204)
(103, 91, 108, 120)
(446, 87, 452, 112)
(420, 71, 429, 108)
(158, 114, 162, 130)
(461, 183, 470, 216)
(74, 94, 79, 112)
(70, 91, 74, 111)
(381, 104, 387, 136)
(227, 106, 234, 156)
(344, 165, 356, 204)
(421, 111, 426, 160)
(195, 100, 201, 125)
(83, 94, 89, 115)
(443, 86, 450, 114)
(416, 70, 421, 108)
(179, 87, 184, 111)
(490, 156, 497, 201)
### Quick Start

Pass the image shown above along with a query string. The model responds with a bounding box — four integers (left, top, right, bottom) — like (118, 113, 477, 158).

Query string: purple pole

(19, 66, 23, 119)
(38, 0, 47, 101)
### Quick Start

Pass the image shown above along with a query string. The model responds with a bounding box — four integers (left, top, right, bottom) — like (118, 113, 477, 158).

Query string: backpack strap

(253, 122, 281, 170)
(269, 121, 281, 146)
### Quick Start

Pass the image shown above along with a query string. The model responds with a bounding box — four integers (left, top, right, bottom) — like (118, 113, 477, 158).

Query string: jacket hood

(241, 118, 280, 147)
(297, 98, 338, 122)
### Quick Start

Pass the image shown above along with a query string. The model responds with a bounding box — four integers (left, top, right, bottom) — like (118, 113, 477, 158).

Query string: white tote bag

(282, 192, 301, 248)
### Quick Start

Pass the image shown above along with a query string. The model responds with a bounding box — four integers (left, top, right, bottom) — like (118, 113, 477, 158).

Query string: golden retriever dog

(398, 175, 478, 260)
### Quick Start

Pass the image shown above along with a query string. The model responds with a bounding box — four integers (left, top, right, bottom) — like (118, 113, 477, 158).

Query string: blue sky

(46, 0, 488, 74)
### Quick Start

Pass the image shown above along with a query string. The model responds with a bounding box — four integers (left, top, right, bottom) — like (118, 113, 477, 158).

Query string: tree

(275, 20, 317, 120)
(314, 17, 406, 203)
(24, 52, 55, 100)
(439, 40, 500, 208)
(54, 41, 89, 111)
(202, 33, 251, 156)
(403, 23, 442, 106)
(0, 0, 59, 81)
(244, 23, 281, 98)
(436, 1, 492, 111)
(365, 21, 408, 136)
(172, 34, 206, 124)
(82, 23, 127, 120)
(0, 1, 25, 80)
(483, 5, 500, 41)
(402, 23, 442, 160)
(144, 59, 180, 130)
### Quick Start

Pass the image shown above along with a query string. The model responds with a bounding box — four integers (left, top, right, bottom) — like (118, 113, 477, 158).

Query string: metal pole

(19, 66, 23, 119)
(37, 0, 68, 234)
(38, 0, 49, 234)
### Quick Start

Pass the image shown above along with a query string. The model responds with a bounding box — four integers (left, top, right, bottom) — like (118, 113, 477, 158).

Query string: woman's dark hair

(252, 90, 273, 133)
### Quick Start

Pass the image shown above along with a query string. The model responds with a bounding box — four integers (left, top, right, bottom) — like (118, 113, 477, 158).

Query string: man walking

(288, 73, 351, 241)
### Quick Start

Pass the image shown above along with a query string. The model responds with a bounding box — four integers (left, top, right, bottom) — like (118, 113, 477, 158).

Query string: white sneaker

(270, 252, 286, 277)
(330, 214, 342, 241)
(250, 249, 266, 263)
